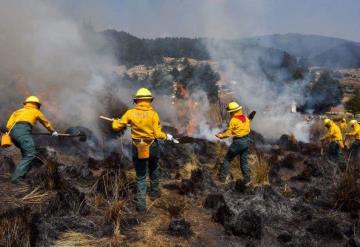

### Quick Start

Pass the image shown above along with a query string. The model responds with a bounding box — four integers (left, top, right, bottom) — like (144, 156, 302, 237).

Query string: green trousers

(327, 141, 344, 163)
(349, 140, 360, 159)
(132, 141, 160, 210)
(220, 136, 251, 182)
(10, 123, 36, 182)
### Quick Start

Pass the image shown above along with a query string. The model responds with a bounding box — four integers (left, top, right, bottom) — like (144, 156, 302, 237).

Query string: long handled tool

(99, 116, 114, 122)
(32, 132, 87, 142)
(99, 115, 179, 144)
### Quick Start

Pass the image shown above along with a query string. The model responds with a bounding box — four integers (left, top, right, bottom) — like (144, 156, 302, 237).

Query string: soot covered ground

(0, 132, 359, 247)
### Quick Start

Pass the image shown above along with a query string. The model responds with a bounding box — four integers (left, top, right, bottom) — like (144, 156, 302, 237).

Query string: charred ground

(0, 129, 359, 247)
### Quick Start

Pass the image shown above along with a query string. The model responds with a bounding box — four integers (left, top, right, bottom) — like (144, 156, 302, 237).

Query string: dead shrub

(52, 231, 97, 247)
(158, 196, 187, 219)
(309, 120, 326, 143)
(96, 171, 134, 201)
(104, 201, 125, 224)
(250, 154, 270, 187)
(181, 153, 200, 179)
(334, 169, 360, 211)
(0, 208, 31, 247)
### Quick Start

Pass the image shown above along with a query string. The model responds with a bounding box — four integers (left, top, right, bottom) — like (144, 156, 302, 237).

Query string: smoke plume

(0, 0, 114, 134)
(198, 1, 312, 142)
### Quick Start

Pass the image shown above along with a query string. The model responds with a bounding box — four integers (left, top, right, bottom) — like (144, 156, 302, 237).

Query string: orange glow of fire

(13, 74, 63, 123)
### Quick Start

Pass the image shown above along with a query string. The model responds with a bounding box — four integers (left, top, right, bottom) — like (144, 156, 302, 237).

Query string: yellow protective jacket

(112, 101, 167, 140)
(6, 103, 55, 132)
(218, 112, 251, 138)
(347, 124, 360, 140)
(339, 122, 347, 131)
(324, 122, 343, 142)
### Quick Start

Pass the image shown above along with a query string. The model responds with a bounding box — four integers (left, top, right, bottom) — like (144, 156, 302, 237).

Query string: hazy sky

(55, 0, 360, 41)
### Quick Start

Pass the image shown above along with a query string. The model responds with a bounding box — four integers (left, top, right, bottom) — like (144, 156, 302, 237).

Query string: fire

(173, 98, 200, 136)
(12, 73, 63, 123)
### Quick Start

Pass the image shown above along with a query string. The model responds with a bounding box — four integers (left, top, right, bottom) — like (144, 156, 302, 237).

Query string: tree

(346, 89, 360, 114)
(303, 72, 343, 113)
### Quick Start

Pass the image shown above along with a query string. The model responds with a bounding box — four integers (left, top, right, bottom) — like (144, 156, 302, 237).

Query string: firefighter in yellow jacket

(321, 118, 344, 163)
(5, 96, 58, 183)
(112, 88, 174, 212)
(346, 120, 360, 158)
(216, 102, 251, 184)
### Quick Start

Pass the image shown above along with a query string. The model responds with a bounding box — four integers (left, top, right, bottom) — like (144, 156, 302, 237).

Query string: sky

(53, 0, 360, 41)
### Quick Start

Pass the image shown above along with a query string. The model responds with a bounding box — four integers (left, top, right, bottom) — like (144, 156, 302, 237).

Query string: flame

(12, 73, 63, 123)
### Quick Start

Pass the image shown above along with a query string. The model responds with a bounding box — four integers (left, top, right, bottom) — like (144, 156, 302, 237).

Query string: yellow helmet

(226, 101, 242, 113)
(134, 88, 153, 100)
(349, 120, 358, 126)
(323, 118, 331, 126)
(24, 96, 41, 105)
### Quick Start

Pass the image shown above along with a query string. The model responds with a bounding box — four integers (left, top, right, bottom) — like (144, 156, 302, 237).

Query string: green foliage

(346, 89, 360, 114)
(102, 30, 209, 66)
(118, 61, 220, 103)
(303, 71, 343, 113)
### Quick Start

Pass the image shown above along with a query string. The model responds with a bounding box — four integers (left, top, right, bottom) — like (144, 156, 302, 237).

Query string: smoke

(0, 0, 114, 134)
(196, 1, 312, 142)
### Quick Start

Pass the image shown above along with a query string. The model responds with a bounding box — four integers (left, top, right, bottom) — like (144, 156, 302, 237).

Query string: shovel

(32, 132, 87, 142)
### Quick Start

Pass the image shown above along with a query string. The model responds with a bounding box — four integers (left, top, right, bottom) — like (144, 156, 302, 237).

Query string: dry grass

(309, 120, 326, 143)
(249, 154, 270, 187)
(2, 186, 53, 207)
(53, 231, 97, 247)
(213, 141, 227, 171)
(181, 154, 200, 179)
(158, 195, 187, 219)
(52, 231, 123, 247)
(334, 168, 359, 211)
(281, 183, 293, 197)
(0, 212, 30, 247)
(104, 201, 126, 224)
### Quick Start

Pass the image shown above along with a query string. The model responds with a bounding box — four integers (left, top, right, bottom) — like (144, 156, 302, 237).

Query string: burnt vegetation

(1, 129, 360, 246)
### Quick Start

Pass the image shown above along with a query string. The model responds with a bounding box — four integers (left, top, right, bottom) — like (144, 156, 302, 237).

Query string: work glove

(52, 131, 59, 137)
(166, 133, 179, 143)
(215, 133, 224, 139)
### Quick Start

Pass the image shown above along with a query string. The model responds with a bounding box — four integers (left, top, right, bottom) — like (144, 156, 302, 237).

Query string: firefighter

(5, 96, 58, 183)
(112, 88, 175, 212)
(216, 101, 251, 184)
(339, 118, 348, 139)
(321, 118, 344, 163)
(339, 118, 347, 131)
(345, 120, 360, 158)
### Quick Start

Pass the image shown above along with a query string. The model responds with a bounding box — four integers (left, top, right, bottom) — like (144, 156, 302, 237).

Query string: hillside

(243, 33, 352, 58)
(312, 43, 360, 68)
(243, 33, 360, 68)
(102, 30, 210, 66)
(103, 31, 360, 68)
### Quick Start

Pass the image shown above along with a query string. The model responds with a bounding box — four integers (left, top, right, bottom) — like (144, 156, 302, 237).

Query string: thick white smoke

(0, 0, 114, 134)
(197, 1, 312, 142)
